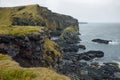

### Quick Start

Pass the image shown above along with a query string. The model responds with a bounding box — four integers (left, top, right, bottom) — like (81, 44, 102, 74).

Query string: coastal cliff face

(0, 31, 62, 68)
(0, 4, 79, 36)
(0, 4, 79, 68)
(0, 4, 80, 80)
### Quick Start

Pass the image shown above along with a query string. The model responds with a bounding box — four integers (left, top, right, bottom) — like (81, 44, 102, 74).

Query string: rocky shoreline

(54, 37, 120, 80)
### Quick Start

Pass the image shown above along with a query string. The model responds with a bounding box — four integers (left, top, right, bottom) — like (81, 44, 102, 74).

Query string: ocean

(79, 23, 120, 64)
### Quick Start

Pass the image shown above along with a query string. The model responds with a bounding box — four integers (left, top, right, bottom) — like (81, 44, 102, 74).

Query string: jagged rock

(59, 26, 80, 44)
(78, 50, 104, 61)
(78, 45, 86, 50)
(0, 34, 62, 68)
(92, 39, 112, 44)
(61, 44, 86, 53)
(58, 61, 120, 80)
(62, 50, 104, 61)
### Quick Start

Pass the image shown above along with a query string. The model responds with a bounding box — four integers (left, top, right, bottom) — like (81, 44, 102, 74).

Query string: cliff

(0, 4, 80, 80)
(0, 26, 61, 68)
(0, 4, 79, 36)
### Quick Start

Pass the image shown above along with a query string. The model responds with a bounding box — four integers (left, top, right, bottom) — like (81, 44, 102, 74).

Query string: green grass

(60, 26, 78, 37)
(0, 4, 44, 26)
(0, 25, 44, 36)
(0, 69, 36, 80)
(43, 38, 61, 57)
(0, 54, 70, 80)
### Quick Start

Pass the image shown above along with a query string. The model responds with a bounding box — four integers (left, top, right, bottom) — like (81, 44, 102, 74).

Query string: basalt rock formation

(0, 33, 62, 68)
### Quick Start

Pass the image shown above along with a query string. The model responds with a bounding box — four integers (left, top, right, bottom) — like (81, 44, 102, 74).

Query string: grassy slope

(0, 25, 44, 35)
(0, 54, 70, 80)
(0, 4, 44, 26)
(0, 4, 78, 32)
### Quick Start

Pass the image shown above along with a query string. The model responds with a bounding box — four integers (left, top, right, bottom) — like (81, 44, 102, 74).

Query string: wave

(109, 41, 120, 45)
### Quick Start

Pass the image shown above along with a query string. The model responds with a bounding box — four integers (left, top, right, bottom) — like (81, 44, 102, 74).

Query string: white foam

(109, 41, 120, 45)
(111, 60, 120, 68)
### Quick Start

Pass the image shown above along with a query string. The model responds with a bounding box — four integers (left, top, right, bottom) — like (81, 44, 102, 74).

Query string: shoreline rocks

(78, 50, 104, 61)
(62, 44, 86, 52)
(58, 61, 120, 80)
(62, 50, 104, 61)
(92, 39, 112, 44)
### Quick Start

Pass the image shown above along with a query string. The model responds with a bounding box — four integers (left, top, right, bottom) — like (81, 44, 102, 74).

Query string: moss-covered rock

(0, 25, 63, 68)
(59, 26, 80, 44)
(42, 38, 62, 68)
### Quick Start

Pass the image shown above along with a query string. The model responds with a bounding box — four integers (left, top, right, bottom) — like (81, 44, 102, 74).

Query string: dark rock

(78, 50, 104, 61)
(59, 26, 80, 44)
(62, 50, 104, 62)
(78, 45, 86, 50)
(61, 44, 86, 53)
(58, 61, 120, 80)
(0, 34, 62, 68)
(62, 46, 79, 52)
(92, 39, 112, 44)
(27, 34, 42, 41)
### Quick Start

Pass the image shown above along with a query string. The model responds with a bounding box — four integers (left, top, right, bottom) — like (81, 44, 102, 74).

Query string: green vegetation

(60, 26, 78, 37)
(63, 26, 78, 32)
(43, 38, 61, 56)
(59, 26, 80, 43)
(0, 54, 70, 80)
(0, 4, 44, 26)
(0, 69, 35, 80)
(0, 25, 44, 36)
(42, 38, 62, 67)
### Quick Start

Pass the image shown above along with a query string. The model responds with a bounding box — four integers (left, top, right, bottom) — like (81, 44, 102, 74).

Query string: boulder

(92, 39, 112, 44)
(77, 50, 104, 61)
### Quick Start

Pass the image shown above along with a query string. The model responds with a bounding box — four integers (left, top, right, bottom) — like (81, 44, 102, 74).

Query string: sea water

(79, 23, 120, 64)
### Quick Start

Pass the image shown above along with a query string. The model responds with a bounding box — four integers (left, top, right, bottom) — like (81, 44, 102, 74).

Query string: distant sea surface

(79, 23, 120, 64)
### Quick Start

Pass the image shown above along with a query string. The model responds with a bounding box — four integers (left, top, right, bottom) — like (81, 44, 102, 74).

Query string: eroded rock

(0, 34, 62, 68)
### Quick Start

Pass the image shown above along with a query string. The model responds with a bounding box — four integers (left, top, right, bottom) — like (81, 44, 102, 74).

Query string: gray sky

(0, 0, 120, 22)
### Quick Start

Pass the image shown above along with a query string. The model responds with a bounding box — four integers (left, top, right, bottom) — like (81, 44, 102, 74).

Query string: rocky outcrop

(58, 61, 120, 80)
(92, 39, 112, 44)
(62, 44, 86, 52)
(0, 34, 62, 68)
(78, 50, 104, 61)
(59, 26, 80, 44)
(62, 50, 104, 61)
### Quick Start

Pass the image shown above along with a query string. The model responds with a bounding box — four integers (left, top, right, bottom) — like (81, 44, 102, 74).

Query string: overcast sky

(0, 0, 120, 22)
